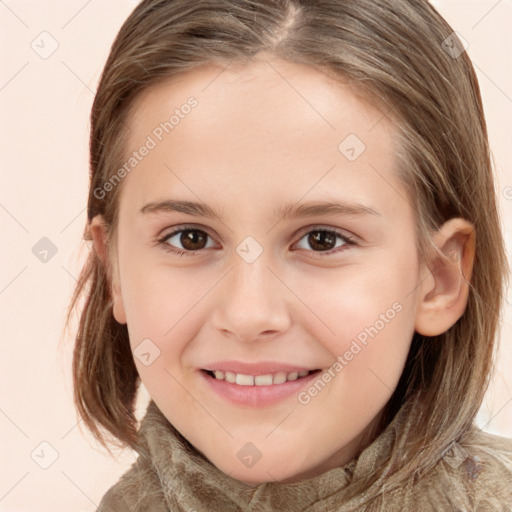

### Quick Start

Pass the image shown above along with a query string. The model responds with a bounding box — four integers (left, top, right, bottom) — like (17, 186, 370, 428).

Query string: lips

(199, 365, 323, 407)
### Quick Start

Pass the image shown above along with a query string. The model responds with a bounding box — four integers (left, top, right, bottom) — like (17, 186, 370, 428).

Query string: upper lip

(201, 360, 321, 376)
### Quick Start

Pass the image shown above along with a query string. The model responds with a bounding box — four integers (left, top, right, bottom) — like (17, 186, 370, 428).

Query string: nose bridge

(213, 240, 290, 340)
(232, 249, 271, 301)
(228, 234, 274, 297)
(229, 243, 278, 312)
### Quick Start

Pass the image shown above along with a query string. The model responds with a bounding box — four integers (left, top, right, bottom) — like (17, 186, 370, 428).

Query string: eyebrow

(139, 199, 382, 221)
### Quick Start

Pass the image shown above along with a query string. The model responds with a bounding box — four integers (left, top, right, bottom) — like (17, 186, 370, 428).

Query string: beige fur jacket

(97, 400, 512, 511)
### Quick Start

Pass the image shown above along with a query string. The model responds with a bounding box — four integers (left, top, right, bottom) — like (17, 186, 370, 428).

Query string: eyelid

(158, 223, 357, 241)
(156, 223, 358, 256)
(294, 224, 356, 241)
(157, 223, 216, 241)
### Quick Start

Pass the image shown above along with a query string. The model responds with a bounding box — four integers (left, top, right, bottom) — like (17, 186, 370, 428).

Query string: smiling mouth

(202, 368, 322, 386)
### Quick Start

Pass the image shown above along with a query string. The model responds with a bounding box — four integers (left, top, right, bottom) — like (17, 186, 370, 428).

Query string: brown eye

(179, 229, 208, 250)
(295, 228, 355, 255)
(162, 228, 214, 253)
(159, 225, 356, 257)
(307, 230, 337, 251)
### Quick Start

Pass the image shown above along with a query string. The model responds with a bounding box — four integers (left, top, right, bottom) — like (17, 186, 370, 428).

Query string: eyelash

(156, 224, 357, 258)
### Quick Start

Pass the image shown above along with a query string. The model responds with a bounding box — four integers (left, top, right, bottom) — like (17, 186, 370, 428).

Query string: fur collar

(98, 399, 512, 511)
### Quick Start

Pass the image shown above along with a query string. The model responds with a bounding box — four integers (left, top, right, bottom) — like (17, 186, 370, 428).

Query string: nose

(212, 252, 292, 343)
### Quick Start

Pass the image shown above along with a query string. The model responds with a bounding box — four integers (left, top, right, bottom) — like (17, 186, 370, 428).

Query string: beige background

(0, 1, 511, 510)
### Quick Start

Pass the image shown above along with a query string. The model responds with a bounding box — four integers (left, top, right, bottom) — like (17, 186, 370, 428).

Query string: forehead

(126, 55, 390, 142)
(119, 55, 410, 223)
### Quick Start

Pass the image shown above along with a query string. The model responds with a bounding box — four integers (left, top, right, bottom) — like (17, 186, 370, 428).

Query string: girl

(66, 0, 512, 510)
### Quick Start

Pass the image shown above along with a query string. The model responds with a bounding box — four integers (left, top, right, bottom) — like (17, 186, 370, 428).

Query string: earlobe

(90, 216, 109, 267)
(414, 218, 475, 337)
(89, 216, 127, 325)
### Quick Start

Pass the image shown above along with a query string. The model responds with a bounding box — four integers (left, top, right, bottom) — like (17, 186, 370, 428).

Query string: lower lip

(199, 369, 322, 408)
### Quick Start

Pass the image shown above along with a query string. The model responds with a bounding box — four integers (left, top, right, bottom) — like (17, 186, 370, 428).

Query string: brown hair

(66, 0, 508, 498)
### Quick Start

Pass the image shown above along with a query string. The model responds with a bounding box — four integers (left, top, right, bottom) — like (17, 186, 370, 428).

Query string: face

(106, 53, 427, 485)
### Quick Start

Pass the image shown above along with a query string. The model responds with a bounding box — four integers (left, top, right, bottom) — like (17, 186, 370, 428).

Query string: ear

(89, 215, 127, 325)
(414, 218, 476, 336)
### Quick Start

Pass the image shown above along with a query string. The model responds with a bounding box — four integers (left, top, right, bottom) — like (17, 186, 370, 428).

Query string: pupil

(182, 229, 206, 250)
(309, 231, 335, 251)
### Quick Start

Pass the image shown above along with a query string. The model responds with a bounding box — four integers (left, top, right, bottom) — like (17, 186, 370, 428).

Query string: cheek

(294, 255, 417, 339)
(121, 268, 202, 408)
(296, 275, 415, 424)
(120, 263, 212, 362)
(332, 309, 414, 391)
(293, 259, 418, 402)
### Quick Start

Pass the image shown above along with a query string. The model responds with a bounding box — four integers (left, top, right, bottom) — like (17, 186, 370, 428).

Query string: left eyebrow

(275, 200, 382, 220)
(138, 199, 382, 222)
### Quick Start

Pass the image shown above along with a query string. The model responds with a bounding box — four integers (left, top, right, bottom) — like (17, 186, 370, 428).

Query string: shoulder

(415, 426, 512, 510)
(96, 458, 169, 512)
(458, 427, 512, 500)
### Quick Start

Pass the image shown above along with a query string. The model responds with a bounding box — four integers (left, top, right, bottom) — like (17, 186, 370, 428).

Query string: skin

(91, 52, 475, 486)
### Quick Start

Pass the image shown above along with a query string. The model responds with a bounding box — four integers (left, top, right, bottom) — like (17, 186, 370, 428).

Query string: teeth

(236, 373, 254, 386)
(273, 372, 287, 384)
(255, 374, 272, 386)
(209, 369, 313, 385)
